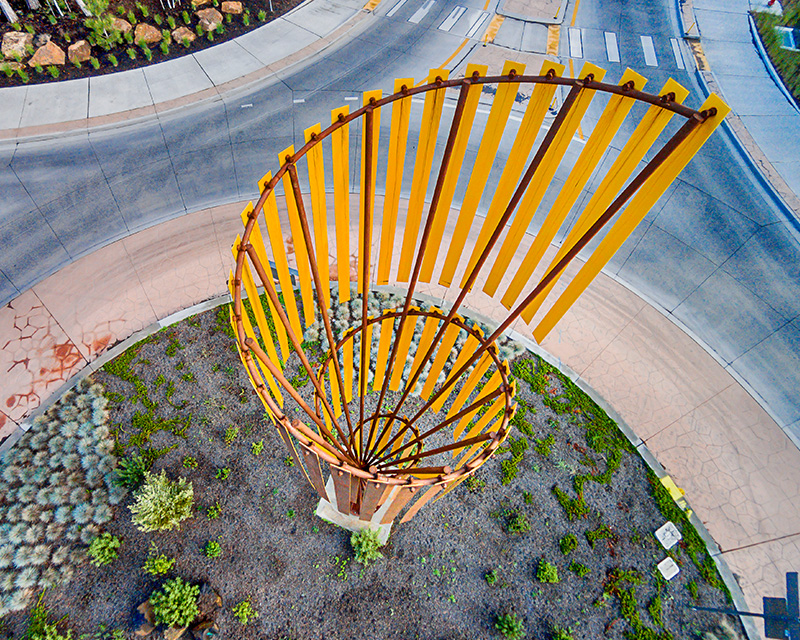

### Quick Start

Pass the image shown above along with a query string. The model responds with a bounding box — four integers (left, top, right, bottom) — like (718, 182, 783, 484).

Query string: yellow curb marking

(546, 24, 560, 56)
(363, 0, 380, 10)
(482, 14, 504, 44)
(689, 41, 709, 71)
(570, 0, 580, 26)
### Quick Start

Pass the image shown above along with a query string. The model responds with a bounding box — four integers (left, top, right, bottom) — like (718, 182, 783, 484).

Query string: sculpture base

(314, 477, 393, 544)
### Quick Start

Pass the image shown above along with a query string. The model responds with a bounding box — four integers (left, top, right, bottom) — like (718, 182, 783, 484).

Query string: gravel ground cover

(0, 294, 745, 640)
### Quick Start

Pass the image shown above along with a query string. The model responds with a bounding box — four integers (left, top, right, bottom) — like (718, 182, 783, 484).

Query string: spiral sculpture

(229, 60, 729, 526)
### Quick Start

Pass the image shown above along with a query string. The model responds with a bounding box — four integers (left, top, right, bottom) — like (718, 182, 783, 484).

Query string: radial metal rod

(407, 110, 707, 426)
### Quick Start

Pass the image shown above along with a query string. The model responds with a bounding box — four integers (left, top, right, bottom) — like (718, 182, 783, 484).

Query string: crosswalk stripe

(670, 38, 685, 70)
(439, 5, 466, 31)
(640, 35, 658, 66)
(568, 27, 583, 58)
(386, 0, 406, 17)
(604, 31, 620, 63)
(465, 10, 489, 38)
(408, 0, 435, 23)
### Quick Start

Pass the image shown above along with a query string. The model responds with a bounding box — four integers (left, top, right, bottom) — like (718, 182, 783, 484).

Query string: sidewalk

(1, 196, 797, 639)
(691, 0, 800, 217)
(0, 0, 371, 138)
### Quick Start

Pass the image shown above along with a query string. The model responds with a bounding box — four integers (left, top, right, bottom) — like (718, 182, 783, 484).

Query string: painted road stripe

(408, 0, 435, 23)
(604, 31, 620, 63)
(465, 10, 489, 38)
(641, 35, 658, 66)
(386, 0, 406, 17)
(439, 5, 466, 31)
(568, 27, 583, 58)
(344, 96, 359, 101)
(293, 98, 305, 103)
(670, 37, 685, 69)
(482, 14, 503, 43)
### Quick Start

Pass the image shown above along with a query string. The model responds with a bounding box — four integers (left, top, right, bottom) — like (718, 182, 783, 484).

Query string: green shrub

(350, 528, 384, 566)
(537, 559, 559, 583)
(204, 540, 221, 558)
(251, 440, 264, 456)
(129, 470, 194, 532)
(585, 524, 614, 548)
(568, 560, 589, 577)
(534, 433, 555, 457)
(257, 9, 266, 20)
(215, 467, 230, 481)
(551, 486, 588, 521)
(182, 456, 198, 469)
(143, 543, 176, 576)
(206, 502, 222, 519)
(648, 593, 663, 627)
(224, 426, 239, 445)
(232, 599, 259, 625)
(485, 569, 498, 586)
(505, 509, 530, 535)
(559, 533, 577, 555)
(465, 474, 485, 493)
(88, 532, 121, 566)
(551, 625, 575, 640)
(115, 454, 150, 489)
(687, 580, 699, 600)
(149, 577, 200, 628)
(495, 612, 525, 640)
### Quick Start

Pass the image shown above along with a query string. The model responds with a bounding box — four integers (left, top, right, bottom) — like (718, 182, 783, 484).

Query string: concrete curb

(674, 0, 700, 40)
(0, 0, 373, 139)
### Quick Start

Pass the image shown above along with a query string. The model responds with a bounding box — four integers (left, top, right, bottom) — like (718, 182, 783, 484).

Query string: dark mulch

(0, 301, 744, 640)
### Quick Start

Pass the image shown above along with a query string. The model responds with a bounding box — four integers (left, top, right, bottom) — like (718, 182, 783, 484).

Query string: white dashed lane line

(670, 38, 685, 70)
(408, 0, 436, 24)
(465, 10, 489, 38)
(439, 5, 466, 31)
(604, 31, 620, 63)
(568, 27, 583, 59)
(640, 35, 658, 66)
(386, 0, 407, 17)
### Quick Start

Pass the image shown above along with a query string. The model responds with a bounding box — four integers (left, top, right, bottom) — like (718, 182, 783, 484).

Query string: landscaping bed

(0, 0, 303, 87)
(752, 6, 800, 106)
(0, 295, 745, 640)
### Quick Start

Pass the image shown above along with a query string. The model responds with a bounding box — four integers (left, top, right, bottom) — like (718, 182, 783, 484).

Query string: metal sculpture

(229, 60, 729, 526)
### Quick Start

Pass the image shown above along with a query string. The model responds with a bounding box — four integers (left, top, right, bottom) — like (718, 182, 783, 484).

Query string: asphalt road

(0, 0, 798, 439)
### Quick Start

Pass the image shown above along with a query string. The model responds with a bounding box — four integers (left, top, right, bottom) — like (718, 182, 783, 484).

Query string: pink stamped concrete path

(1, 197, 798, 638)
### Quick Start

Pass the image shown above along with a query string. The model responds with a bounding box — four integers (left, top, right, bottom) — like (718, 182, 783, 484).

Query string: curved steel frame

(229, 62, 729, 524)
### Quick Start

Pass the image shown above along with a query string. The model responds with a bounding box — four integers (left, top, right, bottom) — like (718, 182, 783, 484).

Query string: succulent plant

(15, 566, 39, 589)
(0, 571, 15, 592)
(72, 504, 93, 524)
(17, 485, 36, 503)
(24, 524, 43, 545)
(30, 544, 50, 566)
(6, 505, 22, 524)
(47, 435, 65, 455)
(69, 488, 87, 505)
(45, 524, 64, 544)
(38, 510, 53, 524)
(22, 504, 41, 523)
(38, 566, 60, 589)
(8, 524, 25, 545)
(51, 546, 69, 565)
(60, 421, 79, 438)
(54, 506, 72, 525)
(63, 454, 80, 471)
(0, 546, 14, 569)
(13, 546, 32, 568)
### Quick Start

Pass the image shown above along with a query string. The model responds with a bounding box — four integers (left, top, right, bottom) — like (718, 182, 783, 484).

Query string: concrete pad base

(314, 477, 393, 544)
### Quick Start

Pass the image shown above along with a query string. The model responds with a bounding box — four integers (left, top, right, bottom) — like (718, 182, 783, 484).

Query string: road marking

(408, 0, 435, 24)
(481, 14, 503, 43)
(292, 98, 306, 103)
(344, 96, 359, 101)
(386, 0, 406, 17)
(546, 24, 559, 55)
(568, 27, 583, 58)
(439, 5, 466, 31)
(240, 103, 253, 108)
(363, 0, 380, 10)
(640, 35, 658, 66)
(670, 37, 685, 70)
(465, 10, 489, 38)
(604, 31, 620, 63)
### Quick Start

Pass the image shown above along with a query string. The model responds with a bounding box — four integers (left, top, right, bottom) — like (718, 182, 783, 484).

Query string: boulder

(133, 600, 156, 637)
(195, 583, 222, 619)
(134, 23, 163, 45)
(190, 0, 212, 7)
(111, 17, 133, 34)
(33, 33, 51, 48)
(27, 41, 65, 67)
(164, 627, 187, 640)
(195, 7, 223, 31)
(171, 26, 197, 44)
(189, 621, 218, 640)
(221, 1, 242, 13)
(2, 31, 33, 60)
(67, 40, 91, 64)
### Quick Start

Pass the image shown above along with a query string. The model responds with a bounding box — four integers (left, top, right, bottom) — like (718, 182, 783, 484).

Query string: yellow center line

(570, 0, 580, 26)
